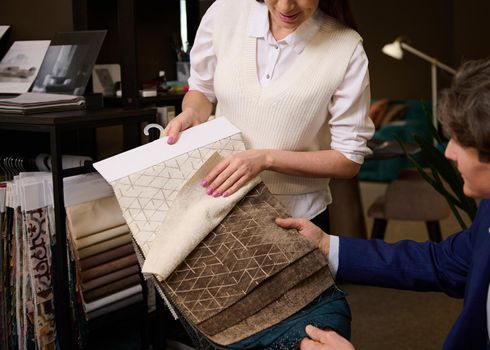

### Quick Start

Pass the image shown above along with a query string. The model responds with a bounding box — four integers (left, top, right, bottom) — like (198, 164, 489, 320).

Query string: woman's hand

(275, 218, 330, 256)
(299, 326, 355, 350)
(201, 149, 271, 197)
(163, 91, 214, 144)
(163, 108, 201, 144)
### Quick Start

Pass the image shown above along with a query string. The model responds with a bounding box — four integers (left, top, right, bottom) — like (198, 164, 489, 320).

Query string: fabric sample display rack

(0, 107, 157, 349)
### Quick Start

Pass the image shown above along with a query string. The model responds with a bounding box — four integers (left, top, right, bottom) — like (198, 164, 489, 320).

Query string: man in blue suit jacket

(277, 58, 490, 350)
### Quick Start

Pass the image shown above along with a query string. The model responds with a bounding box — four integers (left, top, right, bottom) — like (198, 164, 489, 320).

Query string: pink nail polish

(207, 187, 214, 195)
(167, 136, 174, 144)
(212, 191, 221, 197)
(223, 192, 229, 197)
(201, 179, 208, 186)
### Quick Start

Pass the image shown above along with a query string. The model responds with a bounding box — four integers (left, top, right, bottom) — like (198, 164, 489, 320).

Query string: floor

(88, 181, 464, 349)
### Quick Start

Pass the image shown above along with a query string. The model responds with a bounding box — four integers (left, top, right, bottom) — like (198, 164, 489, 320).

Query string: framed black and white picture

(32, 30, 106, 95)
(0, 40, 50, 94)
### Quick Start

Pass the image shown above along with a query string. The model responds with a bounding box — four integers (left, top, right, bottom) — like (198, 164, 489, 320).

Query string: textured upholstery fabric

(96, 122, 336, 346)
(155, 175, 333, 345)
(142, 152, 261, 280)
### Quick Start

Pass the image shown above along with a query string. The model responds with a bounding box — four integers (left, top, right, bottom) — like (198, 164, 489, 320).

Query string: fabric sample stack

(0, 173, 57, 350)
(63, 175, 143, 321)
(94, 118, 334, 348)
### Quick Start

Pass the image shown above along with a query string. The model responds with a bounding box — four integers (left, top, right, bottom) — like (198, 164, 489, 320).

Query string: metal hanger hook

(143, 123, 164, 138)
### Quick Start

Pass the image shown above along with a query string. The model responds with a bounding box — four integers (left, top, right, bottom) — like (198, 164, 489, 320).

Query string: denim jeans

(227, 285, 351, 349)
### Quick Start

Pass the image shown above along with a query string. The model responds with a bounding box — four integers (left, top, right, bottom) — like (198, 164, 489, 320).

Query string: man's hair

(438, 58, 490, 162)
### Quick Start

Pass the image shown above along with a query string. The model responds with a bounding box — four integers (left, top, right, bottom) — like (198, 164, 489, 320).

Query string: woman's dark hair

(438, 58, 490, 163)
(256, 0, 357, 30)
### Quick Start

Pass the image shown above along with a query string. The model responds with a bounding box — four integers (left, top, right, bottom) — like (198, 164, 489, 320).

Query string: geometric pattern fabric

(111, 135, 245, 256)
(162, 183, 322, 326)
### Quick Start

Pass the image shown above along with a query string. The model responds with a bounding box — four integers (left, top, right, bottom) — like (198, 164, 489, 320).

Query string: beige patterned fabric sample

(142, 152, 261, 280)
(110, 133, 245, 256)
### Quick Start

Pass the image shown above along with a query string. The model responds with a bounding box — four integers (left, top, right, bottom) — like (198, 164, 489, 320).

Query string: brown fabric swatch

(162, 183, 319, 325)
(73, 224, 129, 250)
(199, 249, 330, 335)
(80, 254, 138, 282)
(77, 233, 132, 259)
(208, 266, 333, 345)
(85, 293, 143, 321)
(79, 243, 135, 271)
(83, 274, 141, 302)
(155, 182, 330, 343)
(82, 265, 140, 292)
(84, 284, 142, 313)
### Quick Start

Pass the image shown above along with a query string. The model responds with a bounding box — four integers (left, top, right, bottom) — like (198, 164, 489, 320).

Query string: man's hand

(275, 218, 330, 256)
(299, 325, 355, 350)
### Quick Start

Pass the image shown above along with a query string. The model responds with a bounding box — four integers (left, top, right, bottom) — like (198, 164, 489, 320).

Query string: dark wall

(351, 0, 490, 99)
(351, 0, 452, 99)
(453, 2, 490, 62)
(0, 0, 73, 42)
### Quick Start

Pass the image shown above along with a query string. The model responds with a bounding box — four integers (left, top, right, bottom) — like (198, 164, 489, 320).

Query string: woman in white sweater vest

(164, 0, 375, 348)
(165, 0, 374, 233)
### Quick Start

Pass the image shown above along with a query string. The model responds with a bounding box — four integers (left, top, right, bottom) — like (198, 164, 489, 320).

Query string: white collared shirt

(487, 282, 490, 340)
(188, 0, 372, 218)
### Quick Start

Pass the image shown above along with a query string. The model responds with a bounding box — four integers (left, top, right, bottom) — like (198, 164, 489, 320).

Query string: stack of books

(0, 92, 85, 114)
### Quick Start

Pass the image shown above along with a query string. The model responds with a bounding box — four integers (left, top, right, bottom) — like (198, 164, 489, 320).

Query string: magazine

(0, 92, 85, 114)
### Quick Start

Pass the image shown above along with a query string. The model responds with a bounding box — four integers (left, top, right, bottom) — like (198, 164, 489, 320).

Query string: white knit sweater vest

(213, 0, 362, 195)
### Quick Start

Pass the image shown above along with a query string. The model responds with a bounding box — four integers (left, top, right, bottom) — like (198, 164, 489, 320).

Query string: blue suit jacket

(338, 199, 490, 350)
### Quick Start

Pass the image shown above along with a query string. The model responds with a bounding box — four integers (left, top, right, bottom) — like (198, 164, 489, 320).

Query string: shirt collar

(247, 2, 323, 54)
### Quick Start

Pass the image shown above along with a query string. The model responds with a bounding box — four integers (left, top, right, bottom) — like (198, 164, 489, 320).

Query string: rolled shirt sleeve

(328, 43, 374, 164)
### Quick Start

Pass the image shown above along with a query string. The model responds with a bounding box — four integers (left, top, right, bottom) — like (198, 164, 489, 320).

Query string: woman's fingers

(202, 154, 255, 196)
(205, 162, 247, 196)
(219, 175, 250, 197)
(163, 119, 185, 144)
(163, 111, 197, 144)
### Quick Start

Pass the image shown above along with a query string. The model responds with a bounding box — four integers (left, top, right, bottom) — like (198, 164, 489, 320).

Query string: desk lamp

(382, 37, 456, 127)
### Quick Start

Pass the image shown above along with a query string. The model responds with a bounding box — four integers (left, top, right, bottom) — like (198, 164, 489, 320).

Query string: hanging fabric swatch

(4, 173, 58, 350)
(63, 173, 144, 322)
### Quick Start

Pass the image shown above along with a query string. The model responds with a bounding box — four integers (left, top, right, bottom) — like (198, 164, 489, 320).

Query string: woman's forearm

(181, 90, 215, 124)
(264, 149, 361, 179)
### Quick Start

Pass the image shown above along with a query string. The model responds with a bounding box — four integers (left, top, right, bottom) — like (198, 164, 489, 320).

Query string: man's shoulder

(475, 199, 490, 222)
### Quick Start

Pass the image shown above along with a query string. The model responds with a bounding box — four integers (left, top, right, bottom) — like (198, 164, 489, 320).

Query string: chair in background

(367, 168, 450, 242)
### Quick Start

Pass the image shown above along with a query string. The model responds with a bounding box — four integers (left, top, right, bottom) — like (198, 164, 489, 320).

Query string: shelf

(0, 107, 157, 349)
(104, 93, 185, 106)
